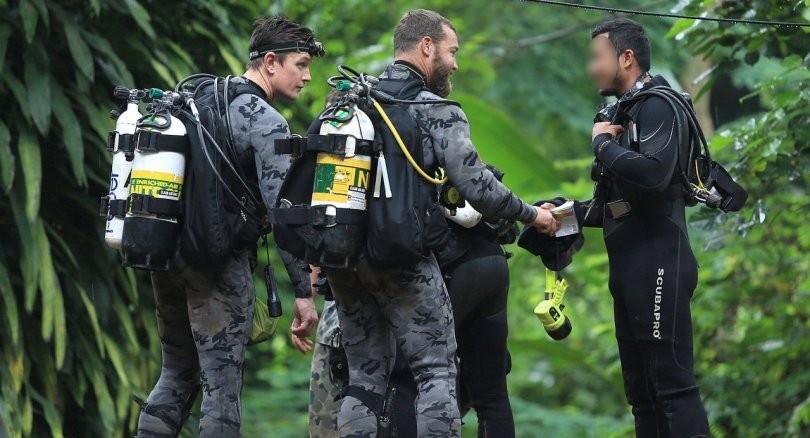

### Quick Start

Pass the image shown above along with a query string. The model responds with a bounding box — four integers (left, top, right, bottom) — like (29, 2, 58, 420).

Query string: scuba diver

(135, 17, 321, 437)
(297, 9, 559, 438)
(584, 18, 711, 438)
(307, 196, 520, 438)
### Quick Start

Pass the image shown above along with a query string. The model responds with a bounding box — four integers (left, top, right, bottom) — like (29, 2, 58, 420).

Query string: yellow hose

(372, 100, 448, 185)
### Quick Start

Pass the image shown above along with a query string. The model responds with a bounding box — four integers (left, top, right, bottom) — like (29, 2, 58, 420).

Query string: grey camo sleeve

(424, 103, 537, 223)
(230, 94, 311, 298)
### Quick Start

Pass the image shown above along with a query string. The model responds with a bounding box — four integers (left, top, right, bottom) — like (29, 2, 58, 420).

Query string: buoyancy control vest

(592, 77, 747, 216)
(99, 76, 268, 271)
(271, 65, 458, 269)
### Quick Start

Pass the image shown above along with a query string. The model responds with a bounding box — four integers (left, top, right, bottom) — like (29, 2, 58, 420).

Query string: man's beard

(598, 77, 621, 97)
(429, 62, 454, 98)
(597, 69, 622, 97)
(599, 86, 619, 97)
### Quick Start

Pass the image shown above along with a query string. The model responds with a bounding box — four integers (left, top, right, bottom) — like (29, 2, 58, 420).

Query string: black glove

(517, 198, 585, 271)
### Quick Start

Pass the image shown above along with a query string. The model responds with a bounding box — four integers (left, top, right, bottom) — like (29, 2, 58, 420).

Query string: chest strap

(271, 204, 366, 227)
(275, 134, 375, 157)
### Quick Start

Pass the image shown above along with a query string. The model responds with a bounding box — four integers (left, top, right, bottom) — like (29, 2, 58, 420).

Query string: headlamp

(249, 37, 325, 60)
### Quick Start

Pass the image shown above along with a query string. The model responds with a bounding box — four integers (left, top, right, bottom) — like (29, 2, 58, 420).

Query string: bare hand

(592, 122, 624, 141)
(530, 205, 561, 236)
(291, 297, 318, 353)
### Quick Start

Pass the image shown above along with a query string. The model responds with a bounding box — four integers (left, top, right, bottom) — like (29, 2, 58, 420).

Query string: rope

(521, 0, 810, 27)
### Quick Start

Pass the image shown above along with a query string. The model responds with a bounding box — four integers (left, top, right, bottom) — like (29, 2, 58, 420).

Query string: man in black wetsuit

(585, 18, 710, 438)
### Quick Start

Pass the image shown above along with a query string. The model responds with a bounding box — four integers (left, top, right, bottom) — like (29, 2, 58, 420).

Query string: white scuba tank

(311, 105, 374, 216)
(120, 109, 187, 270)
(103, 99, 141, 249)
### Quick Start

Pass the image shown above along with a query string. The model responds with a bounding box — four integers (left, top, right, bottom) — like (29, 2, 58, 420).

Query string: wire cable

(521, 0, 810, 27)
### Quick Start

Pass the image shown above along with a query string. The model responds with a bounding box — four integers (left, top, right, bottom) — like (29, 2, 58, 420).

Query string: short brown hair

(393, 9, 456, 54)
(246, 16, 314, 70)
(591, 18, 651, 72)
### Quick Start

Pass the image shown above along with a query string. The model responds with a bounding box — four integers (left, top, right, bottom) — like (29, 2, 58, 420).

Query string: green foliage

(668, 1, 810, 436)
(0, 1, 267, 436)
(1, 0, 808, 437)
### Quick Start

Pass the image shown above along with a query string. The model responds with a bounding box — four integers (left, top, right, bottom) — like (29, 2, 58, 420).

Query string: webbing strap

(135, 130, 189, 153)
(339, 385, 384, 416)
(274, 134, 374, 157)
(128, 193, 182, 216)
(271, 205, 366, 227)
(99, 196, 128, 218)
(107, 131, 136, 156)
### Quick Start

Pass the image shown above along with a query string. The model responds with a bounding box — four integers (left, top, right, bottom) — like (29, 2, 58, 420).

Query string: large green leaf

(78, 285, 105, 358)
(21, 392, 33, 436)
(18, 0, 38, 43)
(111, 293, 140, 348)
(219, 44, 244, 76)
(0, 120, 13, 193)
(16, 128, 41, 221)
(28, 0, 49, 29)
(34, 220, 59, 341)
(51, 81, 87, 186)
(44, 223, 79, 271)
(80, 339, 116, 432)
(0, 257, 18, 347)
(83, 32, 135, 87)
(123, 0, 156, 39)
(61, 13, 95, 81)
(23, 56, 51, 135)
(8, 191, 38, 314)
(26, 383, 63, 438)
(102, 333, 128, 386)
(89, 0, 101, 15)
(3, 73, 31, 123)
(0, 24, 11, 74)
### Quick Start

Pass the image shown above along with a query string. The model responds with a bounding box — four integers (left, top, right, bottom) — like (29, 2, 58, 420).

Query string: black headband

(249, 38, 325, 60)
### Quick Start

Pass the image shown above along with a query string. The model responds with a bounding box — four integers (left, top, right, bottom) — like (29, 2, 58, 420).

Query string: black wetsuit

(590, 75, 710, 438)
(387, 224, 515, 438)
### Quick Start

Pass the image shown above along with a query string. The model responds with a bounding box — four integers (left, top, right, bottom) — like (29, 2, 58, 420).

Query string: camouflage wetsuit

(325, 61, 537, 438)
(310, 226, 515, 438)
(309, 300, 345, 436)
(137, 76, 309, 438)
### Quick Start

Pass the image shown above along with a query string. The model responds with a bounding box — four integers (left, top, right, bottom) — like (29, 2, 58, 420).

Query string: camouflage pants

(137, 251, 254, 438)
(325, 255, 460, 438)
(309, 301, 345, 437)
(309, 343, 347, 437)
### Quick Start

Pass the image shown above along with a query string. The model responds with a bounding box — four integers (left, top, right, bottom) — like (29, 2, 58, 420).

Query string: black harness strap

(135, 130, 189, 154)
(99, 196, 128, 218)
(339, 385, 385, 415)
(272, 205, 366, 227)
(128, 193, 182, 216)
(107, 131, 137, 158)
(274, 134, 375, 157)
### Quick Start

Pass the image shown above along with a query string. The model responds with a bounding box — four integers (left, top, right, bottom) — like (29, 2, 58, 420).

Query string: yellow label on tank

(312, 154, 371, 210)
(130, 170, 184, 199)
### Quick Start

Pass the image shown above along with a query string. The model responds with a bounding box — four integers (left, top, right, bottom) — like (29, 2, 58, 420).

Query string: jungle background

(1, 0, 808, 437)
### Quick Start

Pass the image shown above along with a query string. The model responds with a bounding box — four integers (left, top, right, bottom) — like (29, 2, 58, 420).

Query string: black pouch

(709, 160, 748, 212)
